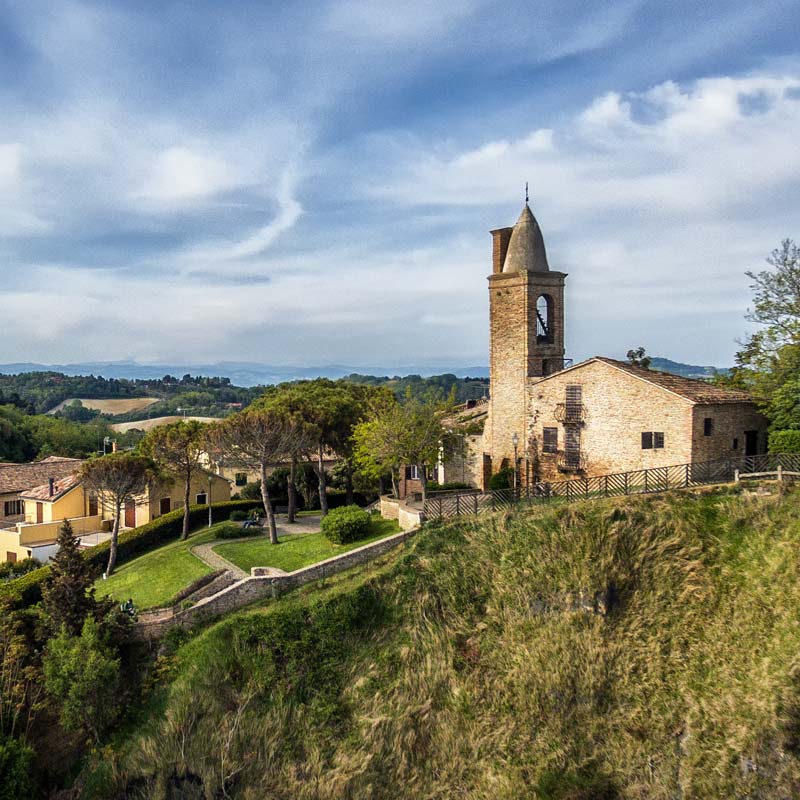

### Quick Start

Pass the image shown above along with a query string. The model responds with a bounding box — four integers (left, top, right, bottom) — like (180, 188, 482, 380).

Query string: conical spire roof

(502, 204, 549, 273)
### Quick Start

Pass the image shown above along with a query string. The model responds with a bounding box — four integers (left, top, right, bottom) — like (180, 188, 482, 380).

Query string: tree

(42, 616, 121, 743)
(626, 347, 651, 369)
(727, 239, 800, 428)
(79, 453, 154, 575)
(213, 409, 305, 543)
(41, 520, 96, 635)
(353, 395, 453, 503)
(140, 420, 207, 540)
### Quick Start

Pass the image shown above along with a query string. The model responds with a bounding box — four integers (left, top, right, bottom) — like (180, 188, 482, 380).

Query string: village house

(0, 464, 231, 564)
(437, 201, 768, 490)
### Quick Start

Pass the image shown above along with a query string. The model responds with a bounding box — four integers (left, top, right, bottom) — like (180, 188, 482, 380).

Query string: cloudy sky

(1, 0, 798, 370)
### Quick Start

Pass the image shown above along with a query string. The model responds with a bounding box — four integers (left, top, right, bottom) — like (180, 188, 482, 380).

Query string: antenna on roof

(525, 181, 529, 205)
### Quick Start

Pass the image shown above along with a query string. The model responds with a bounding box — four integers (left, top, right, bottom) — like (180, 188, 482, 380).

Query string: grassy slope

(85, 486, 800, 799)
(214, 517, 401, 573)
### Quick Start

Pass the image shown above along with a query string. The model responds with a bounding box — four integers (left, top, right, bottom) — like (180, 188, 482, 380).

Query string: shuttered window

(542, 427, 558, 453)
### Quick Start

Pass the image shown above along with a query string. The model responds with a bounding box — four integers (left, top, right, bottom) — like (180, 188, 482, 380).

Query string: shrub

(229, 510, 249, 521)
(0, 734, 36, 800)
(769, 430, 800, 454)
(216, 522, 259, 540)
(321, 505, 371, 544)
(426, 481, 472, 492)
(488, 467, 514, 490)
(0, 499, 264, 609)
(326, 490, 369, 510)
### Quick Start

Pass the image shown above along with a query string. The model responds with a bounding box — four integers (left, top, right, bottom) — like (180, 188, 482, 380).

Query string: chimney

(491, 227, 513, 274)
(48, 477, 55, 497)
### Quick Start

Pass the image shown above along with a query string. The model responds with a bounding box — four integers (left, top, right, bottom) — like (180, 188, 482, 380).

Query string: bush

(321, 505, 371, 544)
(229, 510, 249, 521)
(216, 522, 259, 539)
(488, 467, 514, 490)
(0, 499, 264, 609)
(326, 490, 369, 510)
(769, 430, 800, 454)
(0, 734, 36, 800)
(426, 481, 472, 492)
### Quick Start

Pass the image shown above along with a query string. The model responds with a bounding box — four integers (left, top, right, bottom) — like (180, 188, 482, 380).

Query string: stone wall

(135, 527, 418, 640)
(691, 403, 768, 461)
(379, 496, 423, 531)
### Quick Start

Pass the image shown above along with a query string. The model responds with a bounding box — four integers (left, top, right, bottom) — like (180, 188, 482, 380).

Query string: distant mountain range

(0, 361, 491, 387)
(0, 357, 729, 386)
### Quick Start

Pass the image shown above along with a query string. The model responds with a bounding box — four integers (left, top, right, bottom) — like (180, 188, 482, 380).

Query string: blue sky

(1, 0, 799, 369)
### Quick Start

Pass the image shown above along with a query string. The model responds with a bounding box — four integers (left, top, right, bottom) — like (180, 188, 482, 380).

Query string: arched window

(536, 294, 554, 343)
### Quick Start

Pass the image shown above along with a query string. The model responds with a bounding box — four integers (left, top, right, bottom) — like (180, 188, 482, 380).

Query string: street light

(511, 432, 519, 492)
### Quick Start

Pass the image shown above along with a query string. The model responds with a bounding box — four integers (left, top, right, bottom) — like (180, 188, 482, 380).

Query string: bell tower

(485, 202, 567, 478)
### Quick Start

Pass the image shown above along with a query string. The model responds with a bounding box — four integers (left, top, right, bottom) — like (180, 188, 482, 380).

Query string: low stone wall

(380, 496, 423, 531)
(135, 527, 418, 640)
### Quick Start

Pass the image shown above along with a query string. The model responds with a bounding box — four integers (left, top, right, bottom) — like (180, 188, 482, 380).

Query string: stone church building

(442, 202, 767, 489)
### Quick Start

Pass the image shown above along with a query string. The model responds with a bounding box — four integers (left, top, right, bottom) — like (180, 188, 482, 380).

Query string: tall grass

(82, 486, 800, 799)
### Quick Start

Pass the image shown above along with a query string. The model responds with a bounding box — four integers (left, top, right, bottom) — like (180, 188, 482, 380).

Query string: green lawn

(95, 525, 221, 610)
(214, 517, 401, 574)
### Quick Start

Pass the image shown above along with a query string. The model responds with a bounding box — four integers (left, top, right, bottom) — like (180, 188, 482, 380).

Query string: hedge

(768, 430, 800, 454)
(0, 499, 263, 609)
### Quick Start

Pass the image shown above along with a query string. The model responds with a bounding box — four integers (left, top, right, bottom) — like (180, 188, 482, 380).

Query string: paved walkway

(190, 515, 323, 578)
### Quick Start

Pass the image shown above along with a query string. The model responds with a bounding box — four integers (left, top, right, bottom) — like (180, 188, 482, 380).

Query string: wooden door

(124, 503, 136, 528)
(36, 503, 43, 523)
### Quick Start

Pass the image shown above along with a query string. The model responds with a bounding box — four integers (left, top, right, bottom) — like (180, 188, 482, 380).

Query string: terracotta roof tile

(20, 473, 81, 503)
(0, 457, 83, 494)
(593, 357, 756, 404)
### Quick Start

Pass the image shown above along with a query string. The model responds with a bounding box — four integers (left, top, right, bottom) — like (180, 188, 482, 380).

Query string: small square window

(653, 432, 664, 449)
(196, 493, 208, 505)
(641, 432, 653, 449)
(235, 472, 247, 486)
(703, 417, 714, 436)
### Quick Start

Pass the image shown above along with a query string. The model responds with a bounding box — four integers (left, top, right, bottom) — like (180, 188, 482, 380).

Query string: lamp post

(207, 474, 213, 528)
(511, 432, 519, 493)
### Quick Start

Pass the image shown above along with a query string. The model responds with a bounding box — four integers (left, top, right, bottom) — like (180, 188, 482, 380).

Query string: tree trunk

(345, 464, 354, 506)
(260, 462, 278, 544)
(316, 443, 329, 516)
(287, 456, 297, 523)
(390, 470, 398, 499)
(418, 464, 428, 503)
(378, 474, 386, 496)
(181, 470, 191, 541)
(107, 501, 121, 576)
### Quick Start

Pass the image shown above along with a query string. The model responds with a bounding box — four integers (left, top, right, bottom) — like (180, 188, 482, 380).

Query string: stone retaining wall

(135, 527, 417, 640)
(380, 496, 423, 531)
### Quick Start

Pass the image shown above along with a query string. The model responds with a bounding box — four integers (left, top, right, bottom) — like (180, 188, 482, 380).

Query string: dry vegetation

(47, 397, 160, 415)
(110, 415, 221, 433)
(83, 485, 800, 799)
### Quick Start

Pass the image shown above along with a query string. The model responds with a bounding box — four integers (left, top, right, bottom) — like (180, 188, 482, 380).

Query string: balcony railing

(554, 402, 586, 423)
(557, 450, 586, 471)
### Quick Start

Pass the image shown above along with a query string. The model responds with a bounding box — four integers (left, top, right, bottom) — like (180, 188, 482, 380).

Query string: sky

(0, 0, 799, 370)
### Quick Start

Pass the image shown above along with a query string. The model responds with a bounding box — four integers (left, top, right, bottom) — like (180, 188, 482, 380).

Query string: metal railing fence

(422, 453, 800, 519)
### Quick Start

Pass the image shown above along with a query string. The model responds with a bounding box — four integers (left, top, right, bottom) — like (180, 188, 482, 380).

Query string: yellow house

(0, 469, 231, 564)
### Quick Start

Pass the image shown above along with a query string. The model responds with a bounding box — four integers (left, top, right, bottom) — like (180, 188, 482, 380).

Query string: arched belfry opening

(536, 294, 554, 344)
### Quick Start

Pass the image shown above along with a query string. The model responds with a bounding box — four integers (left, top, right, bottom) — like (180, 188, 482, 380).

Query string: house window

(405, 465, 420, 481)
(88, 496, 98, 516)
(196, 493, 208, 505)
(703, 417, 714, 436)
(642, 432, 664, 449)
(3, 500, 23, 517)
(159, 497, 171, 516)
(542, 427, 558, 453)
(6, 551, 16, 563)
(732, 437, 738, 450)
(565, 384, 582, 405)
(235, 472, 247, 486)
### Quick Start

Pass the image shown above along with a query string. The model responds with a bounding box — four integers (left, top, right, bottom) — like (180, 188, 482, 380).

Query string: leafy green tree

(140, 420, 207, 540)
(43, 616, 121, 743)
(41, 519, 97, 636)
(79, 453, 155, 575)
(626, 347, 651, 369)
(0, 734, 36, 800)
(213, 409, 306, 543)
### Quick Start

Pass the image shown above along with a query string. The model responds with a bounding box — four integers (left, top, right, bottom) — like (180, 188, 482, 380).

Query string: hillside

(80, 485, 800, 798)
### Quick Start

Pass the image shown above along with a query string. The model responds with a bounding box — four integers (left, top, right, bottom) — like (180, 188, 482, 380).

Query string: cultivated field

(110, 415, 221, 432)
(47, 397, 160, 415)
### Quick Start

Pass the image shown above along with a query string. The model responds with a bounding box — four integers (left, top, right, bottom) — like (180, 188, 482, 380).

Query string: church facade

(444, 203, 768, 490)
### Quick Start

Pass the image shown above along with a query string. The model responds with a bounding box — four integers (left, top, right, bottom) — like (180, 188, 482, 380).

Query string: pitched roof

(20, 473, 82, 503)
(591, 357, 756, 404)
(0, 457, 84, 495)
(502, 204, 550, 273)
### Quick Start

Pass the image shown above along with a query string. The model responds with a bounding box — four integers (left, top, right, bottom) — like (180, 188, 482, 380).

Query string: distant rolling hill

(649, 357, 730, 379)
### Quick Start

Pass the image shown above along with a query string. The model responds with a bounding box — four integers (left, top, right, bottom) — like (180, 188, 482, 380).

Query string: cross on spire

(525, 181, 529, 205)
